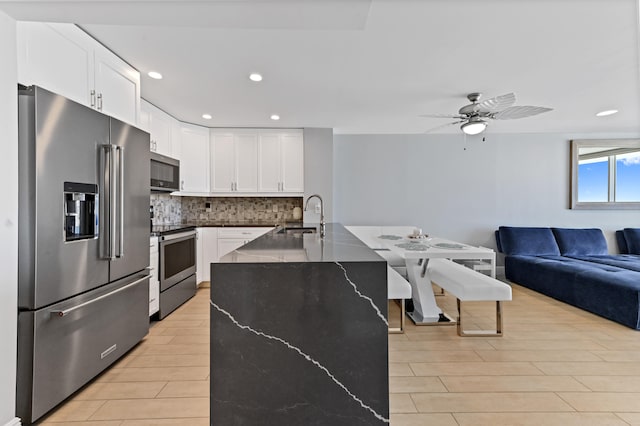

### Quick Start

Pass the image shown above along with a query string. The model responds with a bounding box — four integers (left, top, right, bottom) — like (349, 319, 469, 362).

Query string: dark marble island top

(218, 223, 385, 263)
(210, 222, 390, 425)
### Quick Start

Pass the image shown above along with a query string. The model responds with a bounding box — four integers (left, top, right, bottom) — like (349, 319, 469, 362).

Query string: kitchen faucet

(304, 194, 325, 238)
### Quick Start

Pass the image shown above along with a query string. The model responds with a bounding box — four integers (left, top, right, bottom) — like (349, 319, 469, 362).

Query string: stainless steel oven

(158, 229, 197, 318)
(159, 230, 196, 290)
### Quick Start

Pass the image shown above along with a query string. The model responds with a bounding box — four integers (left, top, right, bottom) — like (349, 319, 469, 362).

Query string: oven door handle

(161, 231, 196, 243)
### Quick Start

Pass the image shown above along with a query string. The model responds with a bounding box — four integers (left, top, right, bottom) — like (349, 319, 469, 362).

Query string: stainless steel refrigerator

(16, 86, 151, 424)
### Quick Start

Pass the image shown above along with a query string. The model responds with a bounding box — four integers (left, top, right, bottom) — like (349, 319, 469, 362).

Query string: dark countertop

(150, 224, 196, 236)
(150, 221, 302, 236)
(217, 223, 385, 263)
(193, 221, 286, 228)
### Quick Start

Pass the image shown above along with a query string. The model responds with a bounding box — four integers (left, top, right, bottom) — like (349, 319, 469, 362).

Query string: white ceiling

(2, 0, 639, 134)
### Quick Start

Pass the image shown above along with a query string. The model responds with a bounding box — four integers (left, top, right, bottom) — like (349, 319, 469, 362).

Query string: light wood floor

(38, 282, 640, 425)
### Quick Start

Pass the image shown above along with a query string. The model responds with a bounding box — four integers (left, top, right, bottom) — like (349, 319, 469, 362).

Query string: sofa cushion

(617, 230, 629, 254)
(498, 226, 560, 256)
(623, 228, 640, 254)
(552, 228, 608, 256)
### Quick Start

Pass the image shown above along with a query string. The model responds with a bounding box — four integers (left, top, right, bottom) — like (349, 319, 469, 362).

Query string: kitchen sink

(277, 226, 318, 235)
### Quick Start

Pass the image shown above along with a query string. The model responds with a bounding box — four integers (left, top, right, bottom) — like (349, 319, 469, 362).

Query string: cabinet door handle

(97, 93, 103, 110)
(181, 180, 185, 191)
(90, 90, 96, 107)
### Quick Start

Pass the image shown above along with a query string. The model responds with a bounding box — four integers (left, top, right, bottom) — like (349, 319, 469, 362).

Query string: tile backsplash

(150, 193, 182, 225)
(150, 194, 303, 225)
(181, 197, 303, 225)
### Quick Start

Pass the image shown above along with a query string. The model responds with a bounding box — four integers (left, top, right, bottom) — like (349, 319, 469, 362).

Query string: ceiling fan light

(461, 120, 487, 135)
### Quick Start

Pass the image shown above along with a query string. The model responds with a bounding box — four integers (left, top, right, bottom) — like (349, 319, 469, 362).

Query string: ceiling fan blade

(424, 120, 466, 133)
(492, 105, 553, 120)
(419, 113, 466, 119)
(477, 93, 516, 112)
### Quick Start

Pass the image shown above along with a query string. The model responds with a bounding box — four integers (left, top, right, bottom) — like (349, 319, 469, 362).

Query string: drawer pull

(51, 275, 150, 317)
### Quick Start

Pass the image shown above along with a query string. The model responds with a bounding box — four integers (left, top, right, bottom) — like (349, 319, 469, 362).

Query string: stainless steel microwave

(150, 152, 180, 192)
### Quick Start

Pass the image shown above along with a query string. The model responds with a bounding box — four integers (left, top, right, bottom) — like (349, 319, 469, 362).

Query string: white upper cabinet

(142, 99, 174, 157)
(210, 130, 258, 193)
(235, 134, 259, 192)
(258, 130, 304, 194)
(257, 133, 281, 192)
(280, 133, 305, 193)
(17, 22, 93, 107)
(170, 119, 182, 160)
(93, 43, 140, 125)
(211, 132, 235, 192)
(180, 124, 210, 194)
(17, 22, 140, 126)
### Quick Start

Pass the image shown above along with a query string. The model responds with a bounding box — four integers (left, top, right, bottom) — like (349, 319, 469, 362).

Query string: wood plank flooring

(38, 282, 640, 425)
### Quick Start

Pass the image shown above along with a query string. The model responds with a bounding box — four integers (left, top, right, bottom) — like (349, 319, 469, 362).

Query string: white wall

(0, 10, 19, 425)
(334, 132, 640, 257)
(303, 128, 333, 222)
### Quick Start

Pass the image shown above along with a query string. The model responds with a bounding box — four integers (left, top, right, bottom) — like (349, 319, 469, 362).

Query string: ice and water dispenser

(64, 182, 98, 241)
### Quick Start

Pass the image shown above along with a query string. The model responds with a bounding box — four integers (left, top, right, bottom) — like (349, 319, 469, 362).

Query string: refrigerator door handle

(50, 274, 151, 317)
(99, 145, 114, 259)
(110, 145, 118, 260)
(117, 145, 125, 258)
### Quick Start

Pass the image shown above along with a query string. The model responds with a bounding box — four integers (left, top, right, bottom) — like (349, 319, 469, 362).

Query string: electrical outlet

(315, 204, 321, 214)
(272, 204, 278, 213)
(205, 202, 211, 212)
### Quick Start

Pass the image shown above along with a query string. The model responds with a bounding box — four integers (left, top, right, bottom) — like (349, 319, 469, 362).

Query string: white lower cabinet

(197, 228, 219, 284)
(217, 238, 248, 259)
(217, 228, 273, 258)
(196, 227, 273, 284)
(149, 236, 160, 316)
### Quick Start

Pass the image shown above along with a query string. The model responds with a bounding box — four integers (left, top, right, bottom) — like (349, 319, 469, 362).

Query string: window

(571, 139, 640, 209)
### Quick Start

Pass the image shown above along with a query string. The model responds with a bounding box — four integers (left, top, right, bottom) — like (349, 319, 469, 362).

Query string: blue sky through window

(579, 152, 640, 202)
(616, 152, 640, 202)
(578, 158, 608, 202)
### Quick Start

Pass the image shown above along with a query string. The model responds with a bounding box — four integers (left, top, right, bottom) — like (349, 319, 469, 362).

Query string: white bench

(427, 258, 512, 337)
(387, 266, 412, 333)
(344, 226, 414, 333)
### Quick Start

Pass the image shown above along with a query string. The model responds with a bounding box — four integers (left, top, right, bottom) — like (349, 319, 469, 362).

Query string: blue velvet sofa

(496, 227, 640, 329)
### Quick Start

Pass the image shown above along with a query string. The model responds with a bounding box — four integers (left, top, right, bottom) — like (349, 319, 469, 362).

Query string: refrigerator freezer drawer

(159, 273, 196, 320)
(17, 274, 150, 424)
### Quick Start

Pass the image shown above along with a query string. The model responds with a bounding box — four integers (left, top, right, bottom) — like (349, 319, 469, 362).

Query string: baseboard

(4, 417, 21, 426)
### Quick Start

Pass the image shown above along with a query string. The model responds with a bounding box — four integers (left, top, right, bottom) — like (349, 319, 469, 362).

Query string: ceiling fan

(421, 92, 553, 135)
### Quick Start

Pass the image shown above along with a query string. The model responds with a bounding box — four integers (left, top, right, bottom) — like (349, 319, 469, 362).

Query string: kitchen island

(210, 223, 389, 425)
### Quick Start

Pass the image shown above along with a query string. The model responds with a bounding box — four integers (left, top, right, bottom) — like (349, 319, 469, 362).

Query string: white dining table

(376, 235, 496, 325)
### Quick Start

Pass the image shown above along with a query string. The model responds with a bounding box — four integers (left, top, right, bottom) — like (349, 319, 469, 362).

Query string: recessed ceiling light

(270, 114, 280, 121)
(148, 71, 163, 80)
(596, 109, 618, 117)
(249, 73, 263, 82)
(202, 114, 212, 120)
